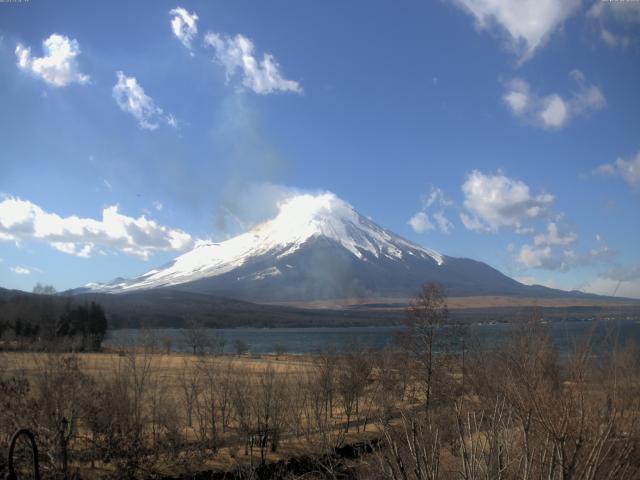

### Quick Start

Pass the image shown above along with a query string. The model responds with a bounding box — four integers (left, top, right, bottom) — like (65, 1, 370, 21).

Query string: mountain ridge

(78, 193, 622, 303)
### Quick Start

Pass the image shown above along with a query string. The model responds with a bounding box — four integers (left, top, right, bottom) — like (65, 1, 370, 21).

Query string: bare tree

(313, 346, 337, 424)
(250, 365, 288, 460)
(32, 283, 57, 295)
(179, 358, 200, 429)
(182, 318, 211, 355)
(212, 332, 226, 356)
(229, 367, 253, 459)
(30, 353, 86, 479)
(337, 347, 372, 433)
(193, 356, 227, 452)
(273, 342, 288, 360)
(234, 339, 249, 357)
(377, 411, 442, 480)
(402, 283, 448, 413)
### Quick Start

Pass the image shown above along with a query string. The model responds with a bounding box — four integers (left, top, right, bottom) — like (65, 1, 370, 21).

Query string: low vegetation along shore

(0, 285, 639, 479)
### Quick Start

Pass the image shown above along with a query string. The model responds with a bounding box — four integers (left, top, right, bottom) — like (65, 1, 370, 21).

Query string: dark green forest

(0, 286, 107, 350)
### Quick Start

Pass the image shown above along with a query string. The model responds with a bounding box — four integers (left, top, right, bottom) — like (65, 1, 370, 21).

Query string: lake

(104, 319, 640, 354)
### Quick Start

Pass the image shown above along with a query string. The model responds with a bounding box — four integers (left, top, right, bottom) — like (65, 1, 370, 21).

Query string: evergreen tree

(88, 302, 108, 350)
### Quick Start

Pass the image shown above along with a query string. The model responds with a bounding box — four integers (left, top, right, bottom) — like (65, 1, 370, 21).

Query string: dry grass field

(271, 295, 640, 310)
(1, 350, 315, 378)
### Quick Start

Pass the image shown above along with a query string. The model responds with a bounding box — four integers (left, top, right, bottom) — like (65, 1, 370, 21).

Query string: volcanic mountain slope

(83, 193, 599, 302)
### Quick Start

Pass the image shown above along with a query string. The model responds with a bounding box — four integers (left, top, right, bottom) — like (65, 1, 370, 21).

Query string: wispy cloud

(593, 150, 640, 189)
(15, 33, 90, 87)
(169, 7, 199, 53)
(112, 71, 176, 130)
(588, 2, 640, 48)
(408, 186, 454, 234)
(432, 211, 454, 234)
(0, 195, 194, 260)
(503, 70, 606, 130)
(11, 266, 31, 275)
(204, 31, 302, 95)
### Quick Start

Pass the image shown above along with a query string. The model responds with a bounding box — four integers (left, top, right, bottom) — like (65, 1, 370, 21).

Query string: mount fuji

(82, 193, 592, 303)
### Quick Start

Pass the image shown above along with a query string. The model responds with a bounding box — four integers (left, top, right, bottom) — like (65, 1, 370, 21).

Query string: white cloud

(593, 151, 640, 189)
(408, 212, 434, 233)
(503, 78, 530, 114)
(533, 222, 577, 247)
(15, 33, 90, 87)
(517, 244, 566, 271)
(112, 71, 176, 130)
(11, 266, 31, 275)
(169, 7, 199, 53)
(204, 32, 302, 95)
(0, 195, 195, 260)
(517, 231, 578, 271)
(460, 170, 553, 232)
(452, 0, 580, 62)
(516, 243, 581, 272)
(517, 230, 613, 273)
(51, 242, 93, 258)
(539, 94, 568, 129)
(153, 201, 164, 212)
(458, 171, 616, 274)
(503, 70, 606, 130)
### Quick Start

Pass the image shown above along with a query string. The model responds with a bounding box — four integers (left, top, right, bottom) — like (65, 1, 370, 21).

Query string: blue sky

(0, 0, 639, 297)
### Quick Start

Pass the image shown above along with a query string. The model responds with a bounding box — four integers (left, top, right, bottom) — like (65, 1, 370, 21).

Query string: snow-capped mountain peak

(86, 192, 444, 293)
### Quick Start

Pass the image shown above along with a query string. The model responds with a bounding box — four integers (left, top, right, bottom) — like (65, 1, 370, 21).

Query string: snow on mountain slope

(87, 193, 444, 293)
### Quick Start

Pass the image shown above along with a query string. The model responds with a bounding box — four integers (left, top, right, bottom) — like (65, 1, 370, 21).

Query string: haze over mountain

(82, 193, 603, 304)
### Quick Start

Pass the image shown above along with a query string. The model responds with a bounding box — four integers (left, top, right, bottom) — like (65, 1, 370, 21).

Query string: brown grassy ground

(1, 351, 314, 376)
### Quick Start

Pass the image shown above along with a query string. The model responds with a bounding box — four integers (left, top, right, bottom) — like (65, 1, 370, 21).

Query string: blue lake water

(104, 319, 640, 354)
